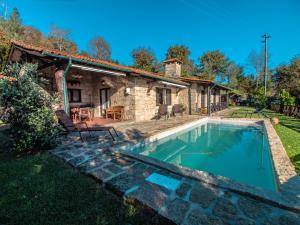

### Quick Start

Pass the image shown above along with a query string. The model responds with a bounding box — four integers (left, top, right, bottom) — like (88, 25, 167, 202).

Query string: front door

(99, 88, 110, 117)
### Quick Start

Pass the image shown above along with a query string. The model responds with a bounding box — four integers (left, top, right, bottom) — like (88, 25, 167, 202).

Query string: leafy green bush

(278, 89, 296, 106)
(253, 87, 267, 107)
(0, 63, 62, 152)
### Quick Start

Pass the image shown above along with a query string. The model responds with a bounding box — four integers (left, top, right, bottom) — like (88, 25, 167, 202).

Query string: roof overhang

(8, 41, 191, 87)
(158, 81, 187, 89)
(71, 64, 126, 76)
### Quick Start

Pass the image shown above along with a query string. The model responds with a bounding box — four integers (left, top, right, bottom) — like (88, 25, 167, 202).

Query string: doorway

(99, 88, 110, 117)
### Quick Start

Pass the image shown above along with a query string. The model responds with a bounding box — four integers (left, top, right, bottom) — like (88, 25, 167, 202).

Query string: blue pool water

(133, 122, 277, 191)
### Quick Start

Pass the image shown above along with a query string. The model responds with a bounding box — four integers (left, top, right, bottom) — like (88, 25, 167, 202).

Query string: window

(156, 88, 172, 106)
(68, 89, 81, 103)
(156, 88, 164, 105)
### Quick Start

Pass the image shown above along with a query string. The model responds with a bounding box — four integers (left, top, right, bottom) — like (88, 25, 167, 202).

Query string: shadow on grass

(0, 151, 157, 225)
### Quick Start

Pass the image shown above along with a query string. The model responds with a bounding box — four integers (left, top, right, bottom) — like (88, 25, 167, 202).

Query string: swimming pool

(132, 121, 277, 191)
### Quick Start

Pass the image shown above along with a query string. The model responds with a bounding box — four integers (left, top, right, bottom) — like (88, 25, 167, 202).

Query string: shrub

(253, 87, 267, 107)
(0, 63, 62, 152)
(278, 89, 296, 106)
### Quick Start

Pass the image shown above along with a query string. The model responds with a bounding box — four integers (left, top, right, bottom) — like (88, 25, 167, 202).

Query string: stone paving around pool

(50, 139, 300, 225)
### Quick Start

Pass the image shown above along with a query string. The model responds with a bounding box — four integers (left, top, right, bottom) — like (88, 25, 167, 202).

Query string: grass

(0, 129, 150, 225)
(230, 107, 300, 174)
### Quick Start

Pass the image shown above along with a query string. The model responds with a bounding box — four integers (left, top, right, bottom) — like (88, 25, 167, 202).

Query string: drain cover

(146, 172, 180, 191)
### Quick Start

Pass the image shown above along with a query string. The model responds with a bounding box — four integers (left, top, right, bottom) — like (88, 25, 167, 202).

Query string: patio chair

(200, 107, 207, 115)
(106, 106, 124, 120)
(55, 110, 119, 141)
(79, 107, 92, 121)
(156, 104, 169, 120)
(171, 104, 185, 117)
(290, 106, 298, 117)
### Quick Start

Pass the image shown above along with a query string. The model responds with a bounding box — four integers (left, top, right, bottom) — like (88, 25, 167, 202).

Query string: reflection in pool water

(133, 122, 277, 191)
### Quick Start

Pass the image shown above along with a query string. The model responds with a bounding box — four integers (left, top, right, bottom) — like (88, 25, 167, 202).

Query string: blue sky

(5, 0, 300, 72)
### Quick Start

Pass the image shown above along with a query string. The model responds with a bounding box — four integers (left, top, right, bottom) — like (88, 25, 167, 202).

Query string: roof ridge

(11, 40, 180, 80)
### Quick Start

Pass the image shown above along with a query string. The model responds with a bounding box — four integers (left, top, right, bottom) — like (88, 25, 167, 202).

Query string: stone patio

(51, 116, 300, 225)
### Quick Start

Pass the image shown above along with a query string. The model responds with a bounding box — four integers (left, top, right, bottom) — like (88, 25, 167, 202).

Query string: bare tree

(89, 36, 111, 60)
(48, 25, 70, 51)
(23, 26, 43, 44)
(248, 49, 264, 88)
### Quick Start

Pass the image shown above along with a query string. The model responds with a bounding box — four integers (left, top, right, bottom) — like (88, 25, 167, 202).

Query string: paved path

(50, 119, 300, 225)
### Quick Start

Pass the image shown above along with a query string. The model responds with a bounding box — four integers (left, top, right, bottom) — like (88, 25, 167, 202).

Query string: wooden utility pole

(261, 34, 270, 96)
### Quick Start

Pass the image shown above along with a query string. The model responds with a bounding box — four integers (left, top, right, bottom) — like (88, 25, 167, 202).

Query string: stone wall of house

(133, 77, 183, 121)
(180, 83, 209, 114)
(66, 70, 136, 120)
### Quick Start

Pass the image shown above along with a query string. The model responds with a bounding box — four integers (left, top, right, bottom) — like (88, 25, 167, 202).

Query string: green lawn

(230, 107, 300, 174)
(0, 129, 149, 225)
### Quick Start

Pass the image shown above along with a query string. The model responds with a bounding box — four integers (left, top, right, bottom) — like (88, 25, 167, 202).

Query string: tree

(48, 25, 77, 53)
(132, 47, 158, 72)
(278, 89, 295, 106)
(248, 49, 264, 88)
(0, 63, 62, 152)
(273, 57, 300, 103)
(165, 45, 195, 76)
(199, 50, 229, 80)
(0, 7, 23, 40)
(0, 31, 9, 70)
(225, 62, 243, 89)
(22, 26, 43, 44)
(253, 86, 267, 107)
(89, 36, 111, 60)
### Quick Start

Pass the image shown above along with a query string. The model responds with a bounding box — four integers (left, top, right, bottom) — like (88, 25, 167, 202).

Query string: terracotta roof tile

(0, 73, 16, 81)
(180, 77, 213, 83)
(163, 58, 183, 64)
(11, 41, 188, 85)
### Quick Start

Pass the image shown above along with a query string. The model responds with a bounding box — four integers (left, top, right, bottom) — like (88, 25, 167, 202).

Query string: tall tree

(132, 47, 158, 72)
(273, 57, 300, 102)
(0, 31, 9, 70)
(225, 62, 243, 89)
(22, 26, 43, 44)
(48, 25, 77, 53)
(0, 7, 23, 40)
(89, 36, 111, 60)
(248, 49, 264, 88)
(199, 50, 229, 80)
(165, 45, 195, 76)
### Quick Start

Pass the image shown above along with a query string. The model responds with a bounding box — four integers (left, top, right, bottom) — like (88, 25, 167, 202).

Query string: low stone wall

(50, 135, 300, 225)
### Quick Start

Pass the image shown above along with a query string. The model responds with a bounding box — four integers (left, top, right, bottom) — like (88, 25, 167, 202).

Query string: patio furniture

(70, 107, 79, 122)
(200, 107, 207, 115)
(79, 107, 92, 121)
(55, 110, 119, 141)
(156, 104, 169, 120)
(171, 104, 185, 116)
(106, 106, 124, 120)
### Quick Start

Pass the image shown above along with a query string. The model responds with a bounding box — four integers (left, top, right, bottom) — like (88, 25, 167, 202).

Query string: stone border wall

(111, 117, 300, 212)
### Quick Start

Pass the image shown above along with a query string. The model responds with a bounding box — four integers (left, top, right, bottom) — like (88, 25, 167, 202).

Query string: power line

(261, 33, 270, 96)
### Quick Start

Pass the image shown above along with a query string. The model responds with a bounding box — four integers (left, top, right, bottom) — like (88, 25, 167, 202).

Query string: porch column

(54, 70, 65, 110)
(226, 91, 229, 108)
(188, 86, 192, 115)
(207, 86, 211, 116)
(54, 59, 72, 114)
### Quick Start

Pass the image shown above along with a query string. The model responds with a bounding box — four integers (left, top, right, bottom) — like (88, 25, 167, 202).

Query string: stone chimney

(163, 58, 183, 77)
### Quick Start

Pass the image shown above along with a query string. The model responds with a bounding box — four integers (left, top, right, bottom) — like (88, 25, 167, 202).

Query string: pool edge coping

(110, 117, 300, 212)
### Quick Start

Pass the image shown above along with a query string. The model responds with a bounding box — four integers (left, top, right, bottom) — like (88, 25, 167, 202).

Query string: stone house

(7, 41, 229, 122)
